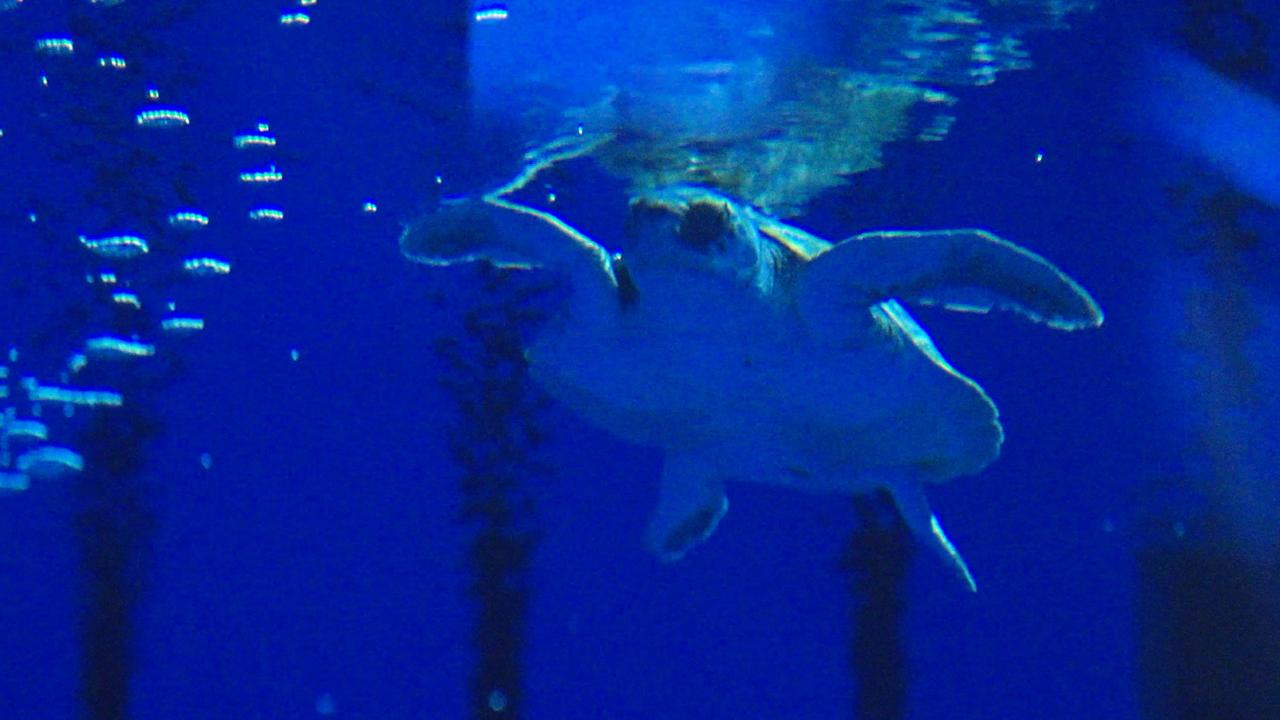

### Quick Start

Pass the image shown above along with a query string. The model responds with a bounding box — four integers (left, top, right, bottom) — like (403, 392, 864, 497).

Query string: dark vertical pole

(13, 4, 213, 716)
(391, 0, 473, 190)
(1138, 540, 1280, 719)
(74, 406, 157, 720)
(845, 492, 912, 720)
(432, 7, 549, 716)
(1140, 4, 1280, 717)
(1139, 185, 1280, 719)
(435, 267, 552, 720)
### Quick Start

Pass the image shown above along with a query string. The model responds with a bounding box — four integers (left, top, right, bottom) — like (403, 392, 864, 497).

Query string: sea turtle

(402, 145, 1102, 591)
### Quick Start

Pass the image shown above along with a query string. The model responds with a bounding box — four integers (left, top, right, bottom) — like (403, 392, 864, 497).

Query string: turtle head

(623, 186, 777, 289)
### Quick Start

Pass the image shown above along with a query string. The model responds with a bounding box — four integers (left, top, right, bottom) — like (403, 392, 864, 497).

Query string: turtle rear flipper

(798, 228, 1103, 331)
(886, 480, 978, 593)
(645, 452, 729, 562)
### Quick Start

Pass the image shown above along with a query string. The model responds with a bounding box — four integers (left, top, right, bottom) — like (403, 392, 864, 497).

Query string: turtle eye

(677, 201, 730, 252)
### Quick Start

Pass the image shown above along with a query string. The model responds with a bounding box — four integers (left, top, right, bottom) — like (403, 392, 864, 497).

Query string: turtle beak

(675, 199, 731, 253)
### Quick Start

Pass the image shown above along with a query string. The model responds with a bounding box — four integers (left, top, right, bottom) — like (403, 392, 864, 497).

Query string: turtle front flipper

(798, 228, 1103, 331)
(645, 453, 729, 562)
(400, 197, 544, 269)
(886, 480, 978, 593)
(401, 132, 620, 307)
(400, 196, 621, 314)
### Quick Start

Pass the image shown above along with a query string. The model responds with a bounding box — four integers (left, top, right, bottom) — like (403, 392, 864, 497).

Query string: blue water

(1, 1, 1278, 718)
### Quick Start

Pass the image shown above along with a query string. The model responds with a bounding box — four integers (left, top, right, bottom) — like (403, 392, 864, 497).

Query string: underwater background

(1, 1, 1278, 719)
